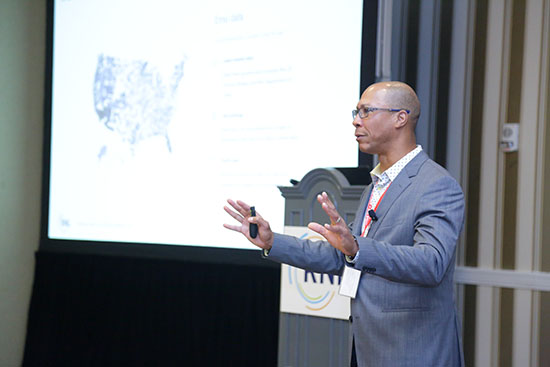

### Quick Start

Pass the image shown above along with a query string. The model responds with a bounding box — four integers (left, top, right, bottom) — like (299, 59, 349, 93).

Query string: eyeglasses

(352, 107, 410, 120)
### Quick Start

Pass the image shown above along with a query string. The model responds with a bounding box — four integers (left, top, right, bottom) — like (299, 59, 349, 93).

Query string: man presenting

(224, 81, 465, 366)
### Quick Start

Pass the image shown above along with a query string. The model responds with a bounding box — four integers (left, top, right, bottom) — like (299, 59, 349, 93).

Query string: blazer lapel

(366, 151, 429, 238)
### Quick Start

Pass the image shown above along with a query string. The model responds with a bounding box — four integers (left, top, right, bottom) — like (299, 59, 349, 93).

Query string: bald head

(365, 81, 421, 126)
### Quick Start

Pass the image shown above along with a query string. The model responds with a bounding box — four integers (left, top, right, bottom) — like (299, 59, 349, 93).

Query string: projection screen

(45, 0, 365, 252)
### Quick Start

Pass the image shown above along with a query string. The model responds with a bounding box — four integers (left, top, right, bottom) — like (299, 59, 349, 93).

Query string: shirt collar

(370, 145, 423, 184)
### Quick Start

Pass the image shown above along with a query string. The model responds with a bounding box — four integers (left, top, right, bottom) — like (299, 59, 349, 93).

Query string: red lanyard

(361, 184, 391, 237)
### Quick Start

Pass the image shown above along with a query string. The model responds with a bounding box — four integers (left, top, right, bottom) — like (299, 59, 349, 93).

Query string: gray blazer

(268, 151, 465, 367)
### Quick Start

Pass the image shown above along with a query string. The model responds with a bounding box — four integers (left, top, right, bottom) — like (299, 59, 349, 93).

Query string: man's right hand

(223, 199, 274, 250)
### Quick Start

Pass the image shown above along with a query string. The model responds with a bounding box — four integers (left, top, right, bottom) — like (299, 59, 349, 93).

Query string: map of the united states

(93, 54, 185, 153)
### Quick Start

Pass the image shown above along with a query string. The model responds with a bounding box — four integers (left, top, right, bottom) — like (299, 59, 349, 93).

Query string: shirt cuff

(345, 250, 359, 264)
(345, 236, 360, 264)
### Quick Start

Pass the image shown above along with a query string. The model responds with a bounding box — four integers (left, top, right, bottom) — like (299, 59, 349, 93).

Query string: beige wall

(0, 1, 45, 365)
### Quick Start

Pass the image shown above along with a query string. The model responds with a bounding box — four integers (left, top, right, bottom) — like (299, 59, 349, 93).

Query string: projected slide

(48, 0, 363, 249)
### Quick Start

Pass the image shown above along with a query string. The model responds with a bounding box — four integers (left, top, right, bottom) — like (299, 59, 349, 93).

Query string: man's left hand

(307, 192, 359, 257)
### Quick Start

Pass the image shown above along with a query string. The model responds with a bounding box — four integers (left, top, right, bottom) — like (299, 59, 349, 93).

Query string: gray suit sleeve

(267, 233, 345, 275)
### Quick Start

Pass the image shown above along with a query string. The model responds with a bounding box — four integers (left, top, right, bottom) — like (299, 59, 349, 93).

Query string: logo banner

(280, 226, 350, 320)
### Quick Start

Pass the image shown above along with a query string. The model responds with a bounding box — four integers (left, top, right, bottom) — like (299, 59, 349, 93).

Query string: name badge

(339, 266, 361, 298)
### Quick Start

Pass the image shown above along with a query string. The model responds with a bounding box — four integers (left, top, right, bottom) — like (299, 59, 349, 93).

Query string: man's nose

(352, 115, 362, 127)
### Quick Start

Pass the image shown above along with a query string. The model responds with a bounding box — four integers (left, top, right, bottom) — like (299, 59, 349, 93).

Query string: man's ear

(394, 110, 409, 129)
